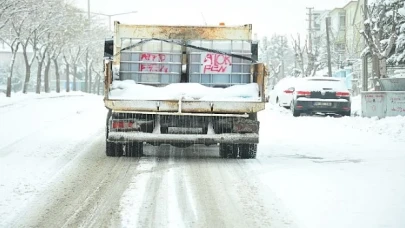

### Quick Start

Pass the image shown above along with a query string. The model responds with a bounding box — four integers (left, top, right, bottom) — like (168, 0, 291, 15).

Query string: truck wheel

(125, 142, 143, 157)
(240, 144, 257, 159)
(106, 116, 123, 157)
(106, 141, 124, 157)
(219, 144, 238, 158)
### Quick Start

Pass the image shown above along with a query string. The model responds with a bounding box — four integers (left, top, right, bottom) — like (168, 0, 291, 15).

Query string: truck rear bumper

(104, 99, 265, 114)
(107, 132, 259, 144)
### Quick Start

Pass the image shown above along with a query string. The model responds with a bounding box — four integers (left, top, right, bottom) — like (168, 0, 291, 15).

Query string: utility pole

(85, 0, 91, 93)
(307, 7, 314, 54)
(362, 0, 369, 91)
(280, 36, 285, 78)
(306, 7, 314, 77)
(326, 17, 332, 77)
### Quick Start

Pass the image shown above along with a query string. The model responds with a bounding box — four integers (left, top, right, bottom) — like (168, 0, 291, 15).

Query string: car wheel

(291, 102, 301, 117)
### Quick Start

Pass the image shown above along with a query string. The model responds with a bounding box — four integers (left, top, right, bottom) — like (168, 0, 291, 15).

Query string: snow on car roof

(296, 77, 348, 91)
(304, 77, 342, 81)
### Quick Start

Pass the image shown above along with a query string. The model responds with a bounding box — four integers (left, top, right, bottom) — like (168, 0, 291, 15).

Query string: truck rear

(103, 22, 267, 159)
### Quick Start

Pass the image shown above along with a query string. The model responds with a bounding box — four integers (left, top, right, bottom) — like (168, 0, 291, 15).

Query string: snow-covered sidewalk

(257, 105, 405, 228)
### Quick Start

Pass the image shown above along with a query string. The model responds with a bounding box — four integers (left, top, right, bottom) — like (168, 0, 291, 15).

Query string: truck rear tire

(219, 144, 238, 158)
(240, 144, 257, 159)
(106, 141, 124, 157)
(125, 142, 143, 157)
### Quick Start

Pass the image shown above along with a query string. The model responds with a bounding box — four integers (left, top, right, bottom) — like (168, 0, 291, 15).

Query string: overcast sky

(72, 0, 352, 38)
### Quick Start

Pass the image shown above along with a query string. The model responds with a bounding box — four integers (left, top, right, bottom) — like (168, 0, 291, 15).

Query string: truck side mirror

(104, 39, 114, 58)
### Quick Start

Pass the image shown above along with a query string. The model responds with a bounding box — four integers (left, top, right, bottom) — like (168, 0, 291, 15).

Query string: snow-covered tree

(361, 0, 405, 78)
(0, 0, 27, 97)
(387, 1, 405, 65)
(259, 34, 293, 84)
(0, 0, 109, 96)
(291, 34, 321, 77)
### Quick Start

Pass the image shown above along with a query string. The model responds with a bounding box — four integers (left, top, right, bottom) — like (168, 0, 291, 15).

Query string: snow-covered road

(1, 93, 404, 228)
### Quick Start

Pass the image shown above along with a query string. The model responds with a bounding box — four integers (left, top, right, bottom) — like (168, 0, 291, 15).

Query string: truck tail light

(283, 89, 294, 94)
(112, 121, 134, 129)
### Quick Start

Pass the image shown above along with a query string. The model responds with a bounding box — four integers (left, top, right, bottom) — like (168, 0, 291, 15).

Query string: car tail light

(283, 89, 294, 94)
(112, 121, 134, 129)
(336, 92, 350, 97)
(296, 91, 311, 97)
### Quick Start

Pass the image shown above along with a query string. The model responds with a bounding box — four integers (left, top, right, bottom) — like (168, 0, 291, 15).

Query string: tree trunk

(92, 70, 97, 94)
(372, 55, 380, 79)
(53, 58, 60, 93)
(73, 64, 77, 91)
(36, 60, 44, 94)
(85, 51, 89, 93)
(6, 46, 19, 97)
(96, 74, 101, 95)
(66, 64, 70, 92)
(22, 50, 31, 93)
(379, 58, 388, 78)
(89, 67, 92, 94)
(44, 56, 51, 93)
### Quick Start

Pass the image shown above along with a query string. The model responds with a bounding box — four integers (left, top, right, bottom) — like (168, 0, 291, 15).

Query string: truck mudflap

(107, 131, 259, 144)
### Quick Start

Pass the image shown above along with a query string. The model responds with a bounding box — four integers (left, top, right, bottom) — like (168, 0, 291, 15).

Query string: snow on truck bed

(109, 80, 261, 101)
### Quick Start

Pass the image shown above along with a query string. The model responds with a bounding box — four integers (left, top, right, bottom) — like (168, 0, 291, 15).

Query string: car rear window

(298, 79, 347, 91)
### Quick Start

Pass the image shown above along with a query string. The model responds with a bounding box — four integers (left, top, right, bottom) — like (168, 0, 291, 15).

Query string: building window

(339, 12, 346, 30)
(313, 13, 321, 31)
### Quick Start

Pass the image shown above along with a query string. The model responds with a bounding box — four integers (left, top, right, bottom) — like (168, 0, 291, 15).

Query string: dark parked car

(290, 77, 351, 117)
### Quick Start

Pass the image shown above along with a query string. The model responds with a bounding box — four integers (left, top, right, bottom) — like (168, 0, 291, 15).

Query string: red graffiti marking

(202, 53, 231, 73)
(140, 63, 168, 73)
(139, 53, 168, 72)
(140, 53, 166, 62)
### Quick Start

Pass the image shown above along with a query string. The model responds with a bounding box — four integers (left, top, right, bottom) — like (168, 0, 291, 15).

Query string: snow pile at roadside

(343, 115, 405, 142)
(0, 91, 86, 107)
(109, 80, 260, 101)
(259, 104, 405, 228)
(351, 96, 361, 116)
(266, 102, 405, 143)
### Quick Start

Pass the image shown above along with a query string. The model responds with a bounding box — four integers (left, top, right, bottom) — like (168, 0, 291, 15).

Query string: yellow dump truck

(103, 22, 267, 158)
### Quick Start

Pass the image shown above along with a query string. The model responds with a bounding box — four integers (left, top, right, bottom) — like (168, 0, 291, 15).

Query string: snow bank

(351, 96, 361, 116)
(259, 104, 405, 228)
(0, 91, 86, 107)
(342, 115, 405, 143)
(109, 80, 261, 101)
